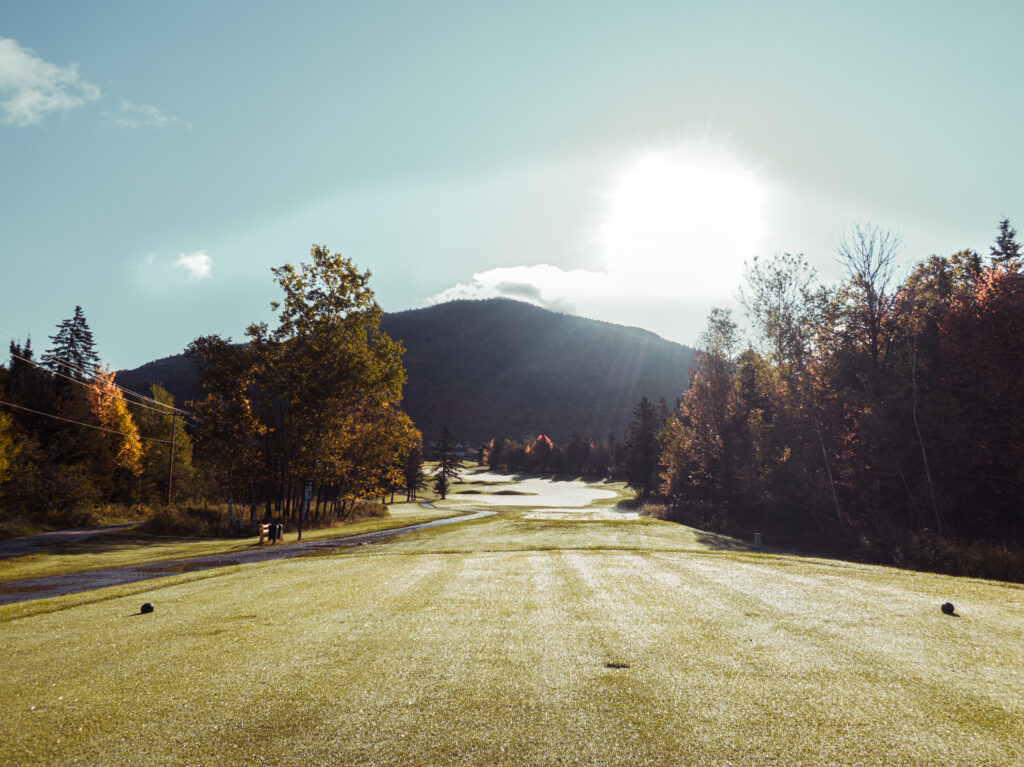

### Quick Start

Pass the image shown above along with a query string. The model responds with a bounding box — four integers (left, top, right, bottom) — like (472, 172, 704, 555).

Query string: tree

(403, 438, 426, 501)
(527, 434, 555, 473)
(0, 412, 18, 486)
(623, 396, 666, 498)
(187, 335, 265, 526)
(660, 311, 748, 521)
(741, 253, 843, 525)
(432, 427, 464, 500)
(86, 367, 142, 477)
(990, 218, 1021, 266)
(42, 306, 99, 380)
(835, 223, 903, 369)
(242, 245, 409, 537)
(136, 384, 194, 505)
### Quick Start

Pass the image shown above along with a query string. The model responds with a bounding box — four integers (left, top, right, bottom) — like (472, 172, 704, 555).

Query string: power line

(8, 352, 174, 417)
(43, 352, 193, 416)
(0, 398, 174, 444)
(6, 350, 199, 428)
(0, 325, 194, 418)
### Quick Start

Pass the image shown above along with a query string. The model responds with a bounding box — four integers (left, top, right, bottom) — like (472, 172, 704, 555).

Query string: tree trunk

(812, 410, 844, 525)
(909, 336, 944, 535)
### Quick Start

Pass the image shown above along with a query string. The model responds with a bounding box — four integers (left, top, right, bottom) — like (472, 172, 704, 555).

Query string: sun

(598, 144, 769, 296)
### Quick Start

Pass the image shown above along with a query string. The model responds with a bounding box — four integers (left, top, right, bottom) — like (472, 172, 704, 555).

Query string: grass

(1, 497, 1022, 766)
(0, 504, 464, 585)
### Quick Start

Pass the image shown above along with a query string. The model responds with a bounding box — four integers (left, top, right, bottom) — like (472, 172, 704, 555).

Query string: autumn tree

(187, 335, 265, 527)
(740, 253, 843, 525)
(242, 245, 409, 537)
(86, 367, 142, 484)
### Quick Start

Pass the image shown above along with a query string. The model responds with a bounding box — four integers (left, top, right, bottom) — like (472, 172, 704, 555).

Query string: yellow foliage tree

(87, 367, 142, 474)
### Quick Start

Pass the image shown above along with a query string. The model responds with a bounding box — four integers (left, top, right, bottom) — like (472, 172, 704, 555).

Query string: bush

(348, 499, 389, 520)
(142, 504, 238, 537)
(638, 502, 669, 519)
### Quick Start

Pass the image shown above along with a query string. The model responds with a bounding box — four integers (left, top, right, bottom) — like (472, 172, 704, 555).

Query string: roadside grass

(0, 505, 463, 585)
(2, 508, 1022, 766)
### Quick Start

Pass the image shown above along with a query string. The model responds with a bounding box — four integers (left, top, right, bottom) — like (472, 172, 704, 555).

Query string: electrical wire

(7, 352, 184, 420)
(0, 325, 194, 417)
(5, 351, 202, 431)
(0, 398, 174, 444)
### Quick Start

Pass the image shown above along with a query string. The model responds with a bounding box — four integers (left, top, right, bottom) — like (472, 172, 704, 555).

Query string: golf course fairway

(1, 473, 1021, 766)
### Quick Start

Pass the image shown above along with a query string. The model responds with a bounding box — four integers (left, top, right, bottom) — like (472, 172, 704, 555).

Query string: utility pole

(165, 411, 177, 506)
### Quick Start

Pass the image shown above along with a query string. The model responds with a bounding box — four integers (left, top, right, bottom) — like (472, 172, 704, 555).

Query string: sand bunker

(450, 472, 618, 508)
(522, 509, 639, 521)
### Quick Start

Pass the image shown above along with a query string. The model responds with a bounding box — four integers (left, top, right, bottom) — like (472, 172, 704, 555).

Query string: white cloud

(0, 37, 100, 126)
(175, 251, 212, 282)
(428, 264, 607, 314)
(105, 100, 191, 130)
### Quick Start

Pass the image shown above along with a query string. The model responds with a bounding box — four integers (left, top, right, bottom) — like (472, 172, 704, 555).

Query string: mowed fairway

(1, 477, 1022, 766)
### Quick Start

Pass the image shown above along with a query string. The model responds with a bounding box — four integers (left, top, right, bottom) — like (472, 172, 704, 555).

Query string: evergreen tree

(624, 396, 664, 498)
(43, 306, 99, 380)
(990, 218, 1022, 266)
(432, 426, 464, 500)
(403, 439, 426, 501)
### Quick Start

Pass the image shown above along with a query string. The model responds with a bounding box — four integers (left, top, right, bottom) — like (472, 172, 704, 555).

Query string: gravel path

(0, 508, 493, 605)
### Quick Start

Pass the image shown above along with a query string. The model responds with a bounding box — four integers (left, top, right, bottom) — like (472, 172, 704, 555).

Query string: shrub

(347, 499, 389, 520)
(142, 504, 236, 537)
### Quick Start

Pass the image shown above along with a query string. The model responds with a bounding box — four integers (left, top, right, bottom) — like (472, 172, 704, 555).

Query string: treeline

(0, 247, 424, 536)
(0, 307, 196, 531)
(480, 433, 624, 477)
(648, 220, 1024, 578)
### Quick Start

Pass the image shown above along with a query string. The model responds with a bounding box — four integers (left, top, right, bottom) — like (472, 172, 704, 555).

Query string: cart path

(0, 507, 494, 605)
(0, 522, 143, 559)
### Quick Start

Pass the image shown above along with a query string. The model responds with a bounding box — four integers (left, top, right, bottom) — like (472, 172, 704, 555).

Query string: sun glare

(599, 145, 768, 296)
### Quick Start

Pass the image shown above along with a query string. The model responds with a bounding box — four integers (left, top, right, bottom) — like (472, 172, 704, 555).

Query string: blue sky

(2, 1, 1022, 369)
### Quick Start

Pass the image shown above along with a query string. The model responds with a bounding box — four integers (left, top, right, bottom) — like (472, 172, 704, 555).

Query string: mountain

(117, 298, 694, 445)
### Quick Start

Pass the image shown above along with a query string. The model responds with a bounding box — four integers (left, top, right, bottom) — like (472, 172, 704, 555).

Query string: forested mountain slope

(118, 298, 694, 444)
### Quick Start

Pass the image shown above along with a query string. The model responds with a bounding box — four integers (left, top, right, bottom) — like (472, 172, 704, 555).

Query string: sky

(1, 1, 1022, 370)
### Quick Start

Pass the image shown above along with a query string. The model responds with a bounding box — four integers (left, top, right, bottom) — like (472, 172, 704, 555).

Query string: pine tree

(432, 427, 465, 500)
(403, 439, 426, 501)
(624, 397, 662, 498)
(43, 306, 99, 380)
(990, 218, 1022, 266)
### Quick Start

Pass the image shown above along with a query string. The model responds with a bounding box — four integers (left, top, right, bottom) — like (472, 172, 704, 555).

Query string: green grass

(1, 502, 1022, 766)
(0, 505, 464, 585)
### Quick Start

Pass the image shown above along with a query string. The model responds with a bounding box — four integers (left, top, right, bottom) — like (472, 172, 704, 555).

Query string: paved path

(0, 508, 494, 606)
(0, 522, 142, 559)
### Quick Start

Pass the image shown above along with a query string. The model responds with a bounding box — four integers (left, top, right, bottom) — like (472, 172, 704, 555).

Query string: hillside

(117, 298, 694, 444)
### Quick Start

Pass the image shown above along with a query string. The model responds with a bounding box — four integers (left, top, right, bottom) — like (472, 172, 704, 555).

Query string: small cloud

(104, 99, 191, 130)
(0, 37, 100, 126)
(175, 251, 212, 282)
(143, 253, 156, 266)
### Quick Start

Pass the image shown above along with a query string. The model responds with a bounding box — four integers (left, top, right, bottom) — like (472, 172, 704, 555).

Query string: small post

(753, 532, 762, 552)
